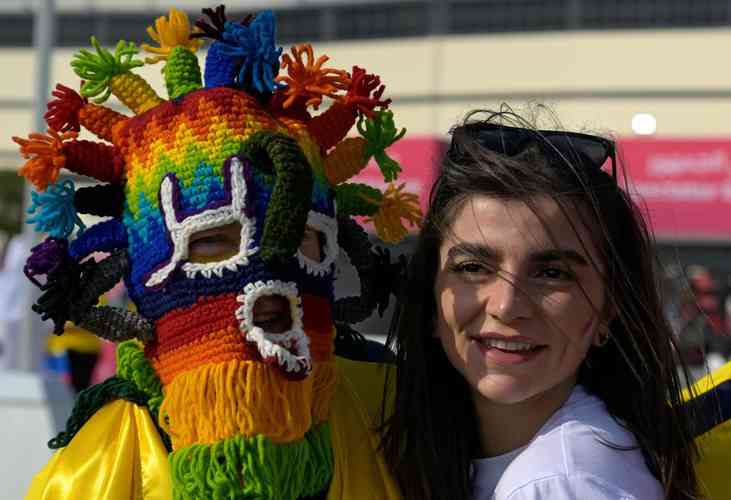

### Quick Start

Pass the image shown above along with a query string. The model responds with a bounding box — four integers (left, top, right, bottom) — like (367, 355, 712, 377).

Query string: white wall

(5, 27, 731, 171)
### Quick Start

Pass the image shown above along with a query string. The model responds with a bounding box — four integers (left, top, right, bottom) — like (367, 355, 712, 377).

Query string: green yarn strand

(48, 376, 149, 449)
(71, 37, 144, 104)
(239, 131, 314, 265)
(116, 339, 163, 414)
(335, 183, 382, 217)
(164, 47, 203, 100)
(357, 110, 406, 182)
(170, 425, 333, 500)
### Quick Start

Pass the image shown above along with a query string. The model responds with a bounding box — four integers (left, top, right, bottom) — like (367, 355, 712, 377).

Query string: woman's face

(434, 194, 607, 407)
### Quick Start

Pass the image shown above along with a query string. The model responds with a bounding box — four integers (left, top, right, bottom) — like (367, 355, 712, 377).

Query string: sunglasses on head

(452, 122, 617, 178)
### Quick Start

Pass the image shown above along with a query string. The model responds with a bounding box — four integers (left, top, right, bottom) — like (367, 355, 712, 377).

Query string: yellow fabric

(25, 357, 400, 499)
(26, 399, 172, 500)
(685, 361, 731, 500)
(46, 326, 102, 355)
(328, 357, 401, 500)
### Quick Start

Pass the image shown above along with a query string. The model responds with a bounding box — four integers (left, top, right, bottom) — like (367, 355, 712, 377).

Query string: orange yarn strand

(159, 359, 337, 449)
(365, 183, 422, 243)
(78, 103, 128, 142)
(324, 137, 368, 185)
(13, 129, 76, 190)
(275, 44, 350, 111)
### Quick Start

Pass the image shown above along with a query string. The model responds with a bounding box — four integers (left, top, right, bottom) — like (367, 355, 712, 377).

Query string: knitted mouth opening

(252, 294, 293, 334)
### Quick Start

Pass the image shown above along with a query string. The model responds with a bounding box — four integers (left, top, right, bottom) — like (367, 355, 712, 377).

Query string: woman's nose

(483, 272, 532, 324)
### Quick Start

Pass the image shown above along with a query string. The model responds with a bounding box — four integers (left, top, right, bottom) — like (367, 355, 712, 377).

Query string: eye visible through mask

(188, 222, 243, 263)
(187, 223, 325, 264)
(299, 226, 325, 263)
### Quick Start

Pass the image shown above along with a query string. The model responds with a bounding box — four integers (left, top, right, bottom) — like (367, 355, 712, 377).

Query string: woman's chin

(473, 374, 537, 406)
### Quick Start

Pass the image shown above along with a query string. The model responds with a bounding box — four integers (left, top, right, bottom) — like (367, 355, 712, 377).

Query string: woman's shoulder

(493, 386, 663, 500)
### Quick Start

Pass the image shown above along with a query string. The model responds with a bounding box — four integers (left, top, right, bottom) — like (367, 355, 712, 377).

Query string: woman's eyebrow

(446, 242, 497, 260)
(531, 249, 589, 266)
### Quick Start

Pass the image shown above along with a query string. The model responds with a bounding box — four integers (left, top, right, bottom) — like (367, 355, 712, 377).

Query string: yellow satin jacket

(686, 361, 731, 500)
(28, 357, 731, 499)
(26, 357, 401, 500)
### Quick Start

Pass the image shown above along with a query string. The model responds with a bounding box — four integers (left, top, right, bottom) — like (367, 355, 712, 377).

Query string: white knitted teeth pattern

(145, 157, 258, 288)
(235, 279, 312, 375)
(296, 210, 338, 277)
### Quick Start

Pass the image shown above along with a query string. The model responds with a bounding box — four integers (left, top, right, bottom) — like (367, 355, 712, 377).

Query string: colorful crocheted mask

(14, 5, 420, 498)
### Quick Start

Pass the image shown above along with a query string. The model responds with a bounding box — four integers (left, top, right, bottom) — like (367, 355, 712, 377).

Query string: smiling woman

(381, 109, 700, 500)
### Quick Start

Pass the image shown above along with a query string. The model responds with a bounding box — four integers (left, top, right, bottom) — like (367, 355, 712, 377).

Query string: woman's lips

(471, 336, 548, 366)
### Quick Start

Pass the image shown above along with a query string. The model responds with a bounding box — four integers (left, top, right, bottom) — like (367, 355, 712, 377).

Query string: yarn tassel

(307, 65, 390, 152)
(13, 129, 76, 191)
(44, 84, 85, 133)
(44, 83, 129, 142)
(159, 359, 336, 449)
(169, 424, 333, 500)
(26, 179, 85, 239)
(141, 8, 204, 99)
(72, 37, 163, 114)
(358, 109, 406, 182)
(365, 183, 422, 243)
(275, 44, 350, 111)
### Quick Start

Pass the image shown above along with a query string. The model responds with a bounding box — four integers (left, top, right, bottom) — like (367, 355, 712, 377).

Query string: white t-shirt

(472, 385, 664, 500)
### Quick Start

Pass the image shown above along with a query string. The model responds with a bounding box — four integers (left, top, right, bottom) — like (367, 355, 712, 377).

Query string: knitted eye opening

(144, 157, 258, 288)
(235, 279, 312, 378)
(296, 210, 338, 277)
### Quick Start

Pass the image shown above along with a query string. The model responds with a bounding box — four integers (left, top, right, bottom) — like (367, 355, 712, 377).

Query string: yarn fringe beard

(170, 423, 333, 500)
(160, 359, 337, 449)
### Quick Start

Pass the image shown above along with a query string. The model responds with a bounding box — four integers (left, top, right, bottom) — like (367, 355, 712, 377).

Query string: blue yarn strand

(218, 10, 283, 94)
(26, 179, 85, 239)
(69, 219, 128, 261)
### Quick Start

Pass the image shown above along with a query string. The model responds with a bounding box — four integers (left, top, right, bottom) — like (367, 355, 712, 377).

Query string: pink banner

(352, 136, 731, 241)
(618, 138, 731, 240)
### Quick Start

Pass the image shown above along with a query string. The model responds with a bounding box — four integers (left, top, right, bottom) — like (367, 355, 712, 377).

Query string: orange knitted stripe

(150, 295, 335, 384)
(151, 326, 258, 385)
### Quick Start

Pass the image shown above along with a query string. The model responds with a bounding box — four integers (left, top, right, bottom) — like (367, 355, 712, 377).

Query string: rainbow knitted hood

(15, 5, 419, 499)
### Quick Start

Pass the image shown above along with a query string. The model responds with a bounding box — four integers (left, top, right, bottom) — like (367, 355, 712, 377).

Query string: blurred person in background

(674, 265, 730, 381)
(0, 232, 33, 370)
(44, 321, 101, 393)
(382, 109, 699, 500)
(724, 275, 731, 344)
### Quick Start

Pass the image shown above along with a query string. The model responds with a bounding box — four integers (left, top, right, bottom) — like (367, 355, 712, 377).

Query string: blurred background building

(2, 1, 731, 493)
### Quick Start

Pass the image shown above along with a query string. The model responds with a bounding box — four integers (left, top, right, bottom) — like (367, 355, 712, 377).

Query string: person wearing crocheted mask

(16, 6, 419, 499)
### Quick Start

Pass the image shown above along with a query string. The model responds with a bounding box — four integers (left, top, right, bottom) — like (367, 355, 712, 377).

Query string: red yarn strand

(63, 140, 124, 184)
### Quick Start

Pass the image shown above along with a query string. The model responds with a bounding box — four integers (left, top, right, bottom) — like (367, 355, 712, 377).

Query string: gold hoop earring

(595, 328, 610, 347)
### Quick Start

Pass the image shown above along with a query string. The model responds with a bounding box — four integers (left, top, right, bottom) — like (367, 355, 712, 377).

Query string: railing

(1, 0, 731, 47)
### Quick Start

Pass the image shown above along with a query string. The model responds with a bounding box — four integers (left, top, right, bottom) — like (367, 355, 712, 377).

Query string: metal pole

(17, 0, 56, 371)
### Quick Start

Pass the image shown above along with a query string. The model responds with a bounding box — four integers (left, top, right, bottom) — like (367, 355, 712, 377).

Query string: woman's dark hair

(380, 109, 700, 500)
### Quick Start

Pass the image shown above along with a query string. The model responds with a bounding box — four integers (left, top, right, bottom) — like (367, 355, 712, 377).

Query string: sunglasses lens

(545, 134, 611, 171)
(452, 124, 615, 175)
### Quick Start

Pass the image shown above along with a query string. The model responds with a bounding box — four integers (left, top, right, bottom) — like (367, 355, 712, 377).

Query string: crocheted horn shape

(238, 130, 313, 265)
